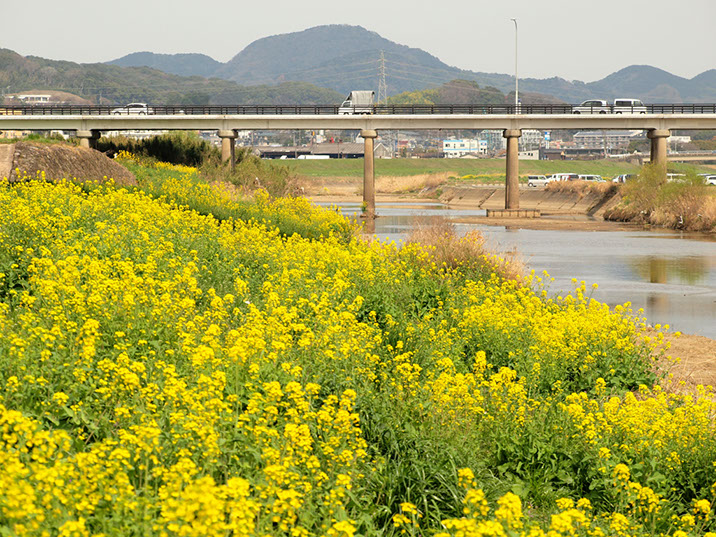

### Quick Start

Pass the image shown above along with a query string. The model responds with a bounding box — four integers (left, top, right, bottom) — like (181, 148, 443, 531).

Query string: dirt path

(662, 333, 716, 390)
(0, 144, 15, 180)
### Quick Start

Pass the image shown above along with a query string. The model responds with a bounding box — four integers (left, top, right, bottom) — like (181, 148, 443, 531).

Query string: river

(319, 201, 716, 339)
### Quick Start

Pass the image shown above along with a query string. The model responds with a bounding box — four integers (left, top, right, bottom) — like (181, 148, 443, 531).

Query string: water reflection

(314, 200, 716, 338)
(632, 256, 710, 286)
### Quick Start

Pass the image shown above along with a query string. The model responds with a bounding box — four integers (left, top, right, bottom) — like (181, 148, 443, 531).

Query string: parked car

(578, 174, 605, 182)
(612, 98, 647, 114)
(550, 173, 579, 181)
(527, 175, 550, 187)
(573, 100, 610, 114)
(111, 102, 153, 115)
(611, 174, 636, 183)
(700, 174, 716, 186)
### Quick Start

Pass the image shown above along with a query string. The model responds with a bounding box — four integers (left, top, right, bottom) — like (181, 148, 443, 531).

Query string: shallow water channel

(317, 201, 716, 339)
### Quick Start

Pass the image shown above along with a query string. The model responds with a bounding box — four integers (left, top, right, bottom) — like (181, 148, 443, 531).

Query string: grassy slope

(281, 158, 634, 178)
(280, 158, 708, 179)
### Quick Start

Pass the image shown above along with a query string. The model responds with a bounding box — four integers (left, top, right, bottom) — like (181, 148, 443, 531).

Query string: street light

(511, 18, 518, 112)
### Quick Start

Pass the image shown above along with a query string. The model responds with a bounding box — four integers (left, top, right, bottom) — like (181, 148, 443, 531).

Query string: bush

(97, 131, 219, 166)
(604, 164, 716, 231)
(199, 147, 300, 198)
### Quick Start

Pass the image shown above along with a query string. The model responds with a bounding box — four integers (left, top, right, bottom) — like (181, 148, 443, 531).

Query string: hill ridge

(105, 25, 716, 102)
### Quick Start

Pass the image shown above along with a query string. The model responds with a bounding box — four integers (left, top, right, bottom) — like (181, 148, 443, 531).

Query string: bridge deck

(2, 113, 716, 131)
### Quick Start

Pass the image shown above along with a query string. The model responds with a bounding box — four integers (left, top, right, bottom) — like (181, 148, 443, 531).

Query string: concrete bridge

(2, 109, 716, 217)
(666, 151, 716, 162)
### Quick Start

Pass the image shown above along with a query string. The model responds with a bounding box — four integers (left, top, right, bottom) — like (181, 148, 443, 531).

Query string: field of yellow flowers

(0, 155, 715, 537)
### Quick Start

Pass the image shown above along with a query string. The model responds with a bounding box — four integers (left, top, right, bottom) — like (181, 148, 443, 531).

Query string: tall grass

(375, 172, 451, 193)
(405, 217, 524, 282)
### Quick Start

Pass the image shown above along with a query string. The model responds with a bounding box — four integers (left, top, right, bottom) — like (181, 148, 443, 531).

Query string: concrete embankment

(438, 185, 621, 217)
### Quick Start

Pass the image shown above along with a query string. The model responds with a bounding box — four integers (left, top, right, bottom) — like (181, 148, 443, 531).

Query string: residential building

(573, 130, 643, 151)
(480, 130, 506, 151)
(520, 130, 543, 151)
(442, 138, 487, 158)
(15, 94, 51, 104)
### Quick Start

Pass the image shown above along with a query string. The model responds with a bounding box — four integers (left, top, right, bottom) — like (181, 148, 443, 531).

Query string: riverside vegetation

(0, 152, 715, 537)
(604, 164, 716, 232)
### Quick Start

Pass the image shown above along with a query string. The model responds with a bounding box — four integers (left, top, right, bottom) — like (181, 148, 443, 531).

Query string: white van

(527, 175, 550, 187)
(613, 98, 647, 114)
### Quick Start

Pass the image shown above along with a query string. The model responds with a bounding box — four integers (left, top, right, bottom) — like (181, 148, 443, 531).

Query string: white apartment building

(520, 130, 543, 150)
(478, 129, 543, 151)
(480, 130, 506, 151)
(442, 138, 487, 158)
(16, 94, 51, 103)
(573, 130, 643, 151)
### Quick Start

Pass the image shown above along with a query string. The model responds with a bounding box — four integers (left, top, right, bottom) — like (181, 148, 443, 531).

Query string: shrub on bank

(200, 147, 301, 198)
(0, 161, 714, 536)
(98, 131, 220, 166)
(604, 164, 716, 232)
(100, 134, 300, 198)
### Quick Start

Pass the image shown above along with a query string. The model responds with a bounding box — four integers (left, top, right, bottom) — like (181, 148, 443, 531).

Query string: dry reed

(545, 180, 618, 198)
(405, 216, 524, 282)
(375, 172, 451, 194)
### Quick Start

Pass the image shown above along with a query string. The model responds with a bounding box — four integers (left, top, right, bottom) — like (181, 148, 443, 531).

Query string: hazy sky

(3, 0, 714, 83)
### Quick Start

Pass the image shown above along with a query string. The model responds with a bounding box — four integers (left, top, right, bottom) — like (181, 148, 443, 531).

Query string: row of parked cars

(573, 99, 647, 114)
(528, 173, 716, 187)
(527, 173, 605, 186)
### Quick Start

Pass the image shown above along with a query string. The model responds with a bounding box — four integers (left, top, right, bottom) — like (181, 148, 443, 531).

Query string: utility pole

(511, 18, 518, 111)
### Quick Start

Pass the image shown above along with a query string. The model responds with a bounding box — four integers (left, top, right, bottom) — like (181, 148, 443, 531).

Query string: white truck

(338, 91, 375, 115)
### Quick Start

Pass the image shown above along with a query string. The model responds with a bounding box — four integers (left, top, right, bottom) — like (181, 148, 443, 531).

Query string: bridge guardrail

(1, 104, 715, 116)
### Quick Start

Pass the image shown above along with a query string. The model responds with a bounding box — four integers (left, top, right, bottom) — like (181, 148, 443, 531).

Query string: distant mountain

(387, 80, 567, 106)
(0, 48, 342, 105)
(215, 24, 456, 94)
(108, 52, 222, 78)
(585, 65, 716, 102)
(106, 25, 716, 103)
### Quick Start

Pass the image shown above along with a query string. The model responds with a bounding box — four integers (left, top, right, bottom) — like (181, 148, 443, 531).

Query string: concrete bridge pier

(503, 129, 521, 209)
(76, 130, 100, 149)
(361, 129, 378, 219)
(218, 129, 237, 168)
(648, 129, 670, 179)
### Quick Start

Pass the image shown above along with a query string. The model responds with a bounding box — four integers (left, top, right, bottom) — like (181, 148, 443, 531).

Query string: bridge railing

(1, 104, 715, 116)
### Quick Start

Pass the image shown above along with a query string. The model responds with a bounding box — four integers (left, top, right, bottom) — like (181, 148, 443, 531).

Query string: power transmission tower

(377, 51, 387, 105)
(377, 51, 394, 155)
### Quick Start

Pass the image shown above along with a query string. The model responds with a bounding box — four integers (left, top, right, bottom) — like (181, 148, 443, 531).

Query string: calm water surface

(318, 201, 716, 339)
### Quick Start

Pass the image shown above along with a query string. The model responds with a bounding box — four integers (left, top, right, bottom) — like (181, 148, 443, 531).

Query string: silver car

(111, 102, 153, 115)
(573, 100, 610, 114)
